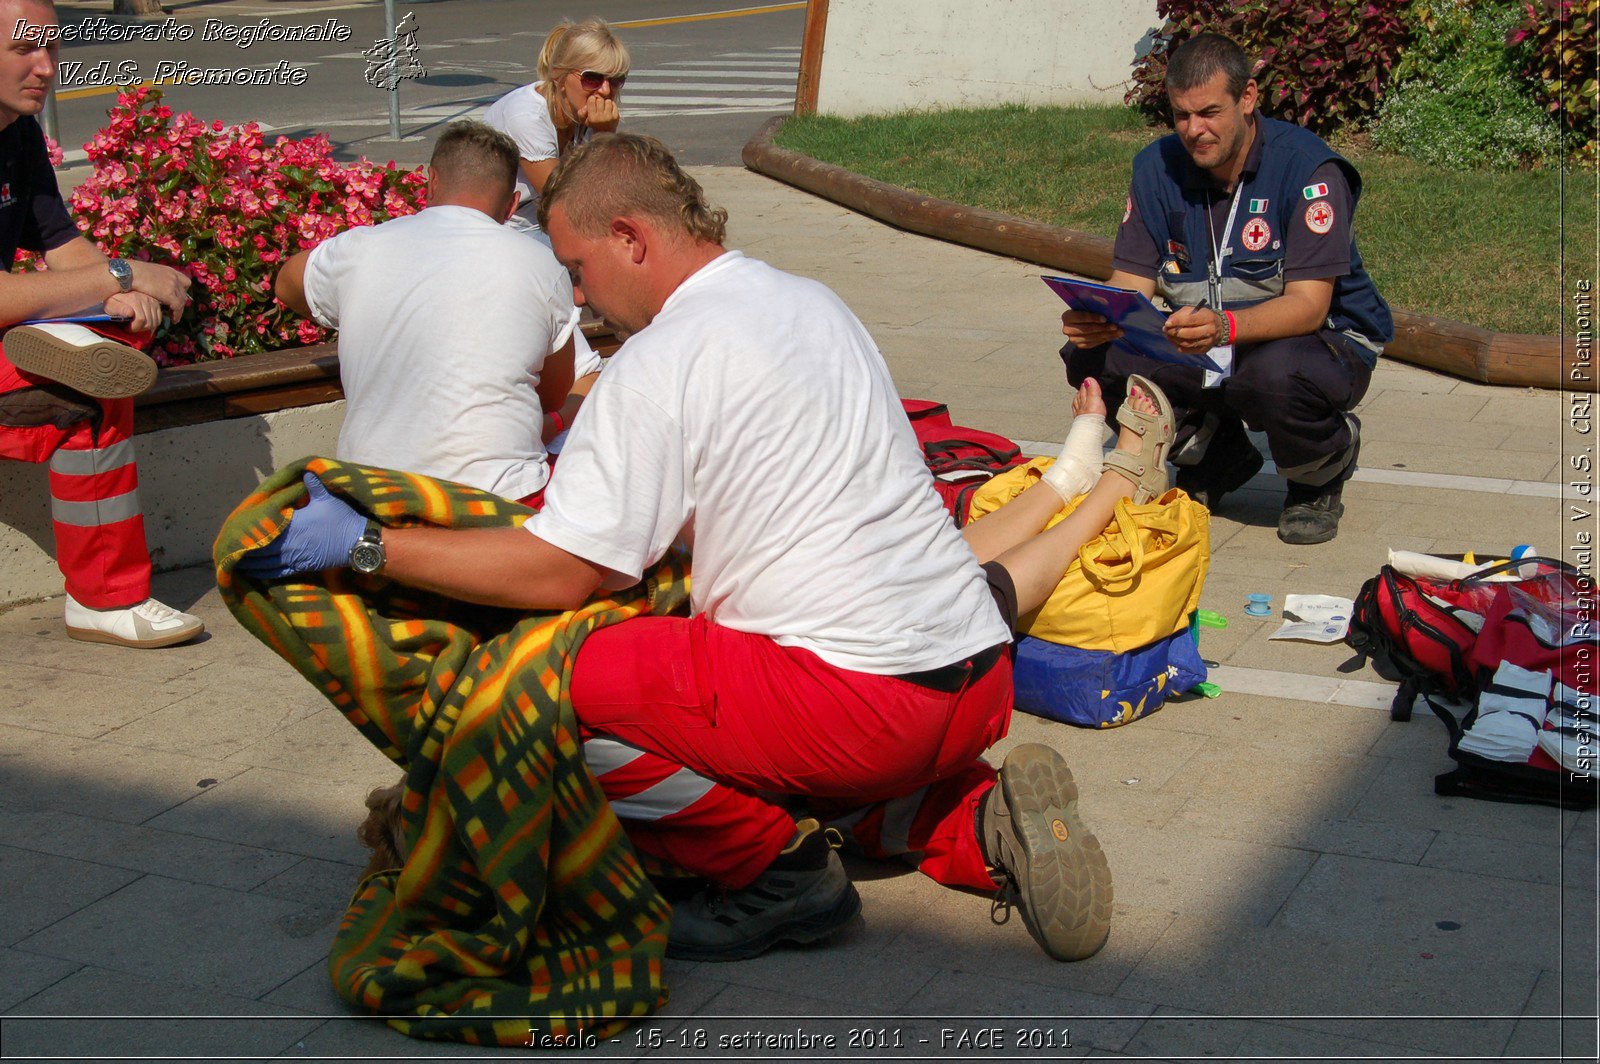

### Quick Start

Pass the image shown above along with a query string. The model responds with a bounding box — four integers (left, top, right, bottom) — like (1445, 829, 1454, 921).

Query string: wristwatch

(107, 258, 133, 293)
(348, 520, 386, 575)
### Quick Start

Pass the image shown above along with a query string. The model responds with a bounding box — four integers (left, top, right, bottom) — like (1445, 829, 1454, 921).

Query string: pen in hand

(1166, 299, 1212, 351)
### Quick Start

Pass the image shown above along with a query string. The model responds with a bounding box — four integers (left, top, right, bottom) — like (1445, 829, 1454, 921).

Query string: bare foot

(1072, 378, 1107, 420)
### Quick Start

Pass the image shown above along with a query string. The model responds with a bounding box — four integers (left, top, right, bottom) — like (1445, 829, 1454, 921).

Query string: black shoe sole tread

(666, 882, 862, 963)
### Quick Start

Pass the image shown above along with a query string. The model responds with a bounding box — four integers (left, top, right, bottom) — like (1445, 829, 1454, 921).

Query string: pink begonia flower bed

(25, 86, 428, 366)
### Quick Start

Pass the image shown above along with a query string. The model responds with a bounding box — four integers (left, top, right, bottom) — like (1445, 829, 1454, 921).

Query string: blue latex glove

(236, 472, 367, 579)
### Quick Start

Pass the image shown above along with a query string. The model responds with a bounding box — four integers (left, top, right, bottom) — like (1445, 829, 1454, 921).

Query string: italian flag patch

(1302, 182, 1329, 200)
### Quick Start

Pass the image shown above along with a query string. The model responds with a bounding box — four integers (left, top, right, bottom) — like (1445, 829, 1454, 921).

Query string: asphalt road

(48, 0, 807, 170)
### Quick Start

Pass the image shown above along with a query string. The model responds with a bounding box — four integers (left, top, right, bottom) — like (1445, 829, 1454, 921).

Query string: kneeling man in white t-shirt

(275, 121, 579, 504)
(244, 134, 1148, 964)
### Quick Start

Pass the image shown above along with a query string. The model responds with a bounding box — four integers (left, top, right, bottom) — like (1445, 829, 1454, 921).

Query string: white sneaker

(3, 323, 157, 399)
(64, 594, 204, 649)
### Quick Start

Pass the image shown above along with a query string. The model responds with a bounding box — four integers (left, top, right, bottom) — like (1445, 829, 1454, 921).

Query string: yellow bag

(968, 457, 1210, 654)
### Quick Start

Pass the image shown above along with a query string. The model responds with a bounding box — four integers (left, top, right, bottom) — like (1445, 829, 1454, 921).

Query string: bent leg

(820, 759, 1000, 892)
(48, 399, 152, 608)
(1, 350, 152, 609)
(1225, 332, 1372, 486)
(582, 732, 793, 889)
(571, 614, 1012, 889)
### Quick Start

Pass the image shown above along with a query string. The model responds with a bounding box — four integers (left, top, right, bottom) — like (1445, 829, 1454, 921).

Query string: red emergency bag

(903, 399, 1029, 527)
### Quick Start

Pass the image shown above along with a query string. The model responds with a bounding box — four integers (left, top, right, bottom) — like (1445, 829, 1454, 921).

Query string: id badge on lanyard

(1203, 186, 1243, 388)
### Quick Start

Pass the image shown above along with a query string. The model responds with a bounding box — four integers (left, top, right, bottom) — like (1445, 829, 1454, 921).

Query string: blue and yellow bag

(1011, 631, 1207, 729)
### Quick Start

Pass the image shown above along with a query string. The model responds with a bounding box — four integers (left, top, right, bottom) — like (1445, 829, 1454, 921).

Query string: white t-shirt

(304, 204, 577, 500)
(482, 82, 593, 234)
(547, 327, 603, 455)
(526, 251, 1011, 673)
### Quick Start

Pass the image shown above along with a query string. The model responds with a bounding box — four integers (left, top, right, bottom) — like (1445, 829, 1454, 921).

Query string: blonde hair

(430, 120, 519, 196)
(538, 133, 728, 246)
(536, 18, 630, 131)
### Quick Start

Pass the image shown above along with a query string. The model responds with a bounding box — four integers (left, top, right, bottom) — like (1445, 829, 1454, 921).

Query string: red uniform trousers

(570, 613, 1012, 893)
(0, 329, 152, 609)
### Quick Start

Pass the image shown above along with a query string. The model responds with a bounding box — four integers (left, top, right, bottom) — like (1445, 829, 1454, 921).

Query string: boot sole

(666, 882, 862, 963)
(4, 326, 157, 399)
(66, 622, 204, 649)
(998, 744, 1113, 961)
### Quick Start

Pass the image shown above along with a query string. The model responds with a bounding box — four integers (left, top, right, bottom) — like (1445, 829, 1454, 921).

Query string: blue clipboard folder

(20, 305, 133, 326)
(1043, 275, 1223, 373)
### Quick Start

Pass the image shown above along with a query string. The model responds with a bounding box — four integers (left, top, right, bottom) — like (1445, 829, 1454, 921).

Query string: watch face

(350, 541, 385, 574)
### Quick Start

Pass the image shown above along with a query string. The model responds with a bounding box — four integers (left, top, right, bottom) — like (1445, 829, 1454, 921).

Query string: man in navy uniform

(1060, 33, 1392, 544)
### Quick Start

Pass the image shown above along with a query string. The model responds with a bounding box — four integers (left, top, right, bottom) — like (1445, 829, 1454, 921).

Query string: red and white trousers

(571, 613, 1011, 892)
(0, 329, 151, 609)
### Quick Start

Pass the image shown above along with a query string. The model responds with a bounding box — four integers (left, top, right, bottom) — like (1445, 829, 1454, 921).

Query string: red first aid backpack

(1347, 565, 1486, 709)
(1348, 556, 1598, 810)
(902, 399, 1029, 527)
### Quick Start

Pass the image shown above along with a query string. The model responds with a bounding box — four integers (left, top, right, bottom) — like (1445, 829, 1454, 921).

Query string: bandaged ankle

(1042, 413, 1106, 503)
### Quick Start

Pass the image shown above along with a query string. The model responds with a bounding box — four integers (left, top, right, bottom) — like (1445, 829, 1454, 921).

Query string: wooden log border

(743, 116, 1589, 393)
(132, 321, 624, 435)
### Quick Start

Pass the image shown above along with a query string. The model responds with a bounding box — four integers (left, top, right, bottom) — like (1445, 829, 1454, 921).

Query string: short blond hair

(430, 120, 518, 197)
(538, 133, 728, 246)
(537, 17, 630, 130)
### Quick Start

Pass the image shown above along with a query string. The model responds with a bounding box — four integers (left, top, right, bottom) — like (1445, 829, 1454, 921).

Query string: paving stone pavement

(0, 166, 1594, 1061)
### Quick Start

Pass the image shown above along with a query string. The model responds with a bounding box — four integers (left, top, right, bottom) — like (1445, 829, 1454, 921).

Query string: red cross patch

(1240, 217, 1271, 252)
(1305, 200, 1335, 235)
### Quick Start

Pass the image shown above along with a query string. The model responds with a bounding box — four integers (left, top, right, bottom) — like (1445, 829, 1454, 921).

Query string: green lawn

(775, 106, 1594, 336)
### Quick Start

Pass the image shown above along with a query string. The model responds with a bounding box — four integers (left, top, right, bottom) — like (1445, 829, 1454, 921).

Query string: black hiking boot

(666, 818, 861, 962)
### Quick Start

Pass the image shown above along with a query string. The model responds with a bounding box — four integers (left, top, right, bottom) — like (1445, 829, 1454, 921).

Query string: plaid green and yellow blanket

(214, 458, 685, 1047)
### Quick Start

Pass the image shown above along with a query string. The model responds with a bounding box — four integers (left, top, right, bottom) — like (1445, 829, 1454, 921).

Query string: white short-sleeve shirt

(525, 251, 1011, 673)
(482, 83, 593, 235)
(303, 204, 576, 500)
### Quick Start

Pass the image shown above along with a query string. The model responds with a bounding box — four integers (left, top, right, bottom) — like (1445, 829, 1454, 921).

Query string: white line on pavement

(655, 60, 802, 69)
(626, 70, 799, 80)
(620, 82, 795, 93)
(1205, 665, 1399, 712)
(594, 94, 795, 105)
(621, 105, 794, 117)
(1013, 440, 1559, 498)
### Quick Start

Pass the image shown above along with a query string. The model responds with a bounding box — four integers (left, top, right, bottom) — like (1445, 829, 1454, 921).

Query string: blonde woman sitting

(483, 17, 630, 245)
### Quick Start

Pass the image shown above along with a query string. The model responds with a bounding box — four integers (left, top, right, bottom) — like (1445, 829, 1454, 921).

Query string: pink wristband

(1223, 310, 1237, 345)
(548, 410, 565, 435)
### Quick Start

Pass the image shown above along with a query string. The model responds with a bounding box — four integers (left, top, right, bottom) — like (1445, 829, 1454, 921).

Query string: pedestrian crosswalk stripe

(657, 59, 802, 67)
(612, 95, 791, 106)
(627, 70, 798, 80)
(616, 46, 797, 117)
(627, 83, 792, 94)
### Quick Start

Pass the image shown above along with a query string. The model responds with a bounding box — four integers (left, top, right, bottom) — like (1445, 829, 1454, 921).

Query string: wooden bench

(132, 319, 624, 435)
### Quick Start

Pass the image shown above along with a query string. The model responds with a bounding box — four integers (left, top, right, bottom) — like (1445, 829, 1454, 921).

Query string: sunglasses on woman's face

(577, 70, 626, 91)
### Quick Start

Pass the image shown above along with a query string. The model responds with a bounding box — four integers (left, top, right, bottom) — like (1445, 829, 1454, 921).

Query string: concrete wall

(0, 402, 344, 609)
(813, 0, 1159, 116)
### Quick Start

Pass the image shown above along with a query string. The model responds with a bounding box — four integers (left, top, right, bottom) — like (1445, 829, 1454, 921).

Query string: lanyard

(1205, 182, 1246, 308)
